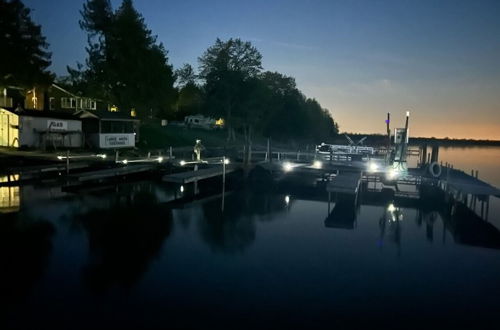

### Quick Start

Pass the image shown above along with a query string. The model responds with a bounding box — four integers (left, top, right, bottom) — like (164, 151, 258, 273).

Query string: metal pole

(169, 146, 173, 159)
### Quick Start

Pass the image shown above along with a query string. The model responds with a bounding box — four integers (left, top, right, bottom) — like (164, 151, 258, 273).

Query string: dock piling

(66, 150, 70, 175)
(194, 164, 199, 195)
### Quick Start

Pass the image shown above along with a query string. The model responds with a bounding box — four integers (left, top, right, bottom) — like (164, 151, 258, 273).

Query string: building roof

(1, 107, 81, 120)
(75, 109, 139, 121)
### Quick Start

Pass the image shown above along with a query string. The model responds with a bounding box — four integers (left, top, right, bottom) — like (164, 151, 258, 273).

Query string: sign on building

(47, 120, 68, 131)
(99, 133, 135, 148)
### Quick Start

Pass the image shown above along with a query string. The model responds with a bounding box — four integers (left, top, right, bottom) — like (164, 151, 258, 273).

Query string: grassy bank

(138, 123, 294, 151)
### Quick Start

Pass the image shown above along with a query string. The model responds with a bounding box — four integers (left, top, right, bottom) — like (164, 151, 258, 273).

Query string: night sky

(23, 0, 500, 139)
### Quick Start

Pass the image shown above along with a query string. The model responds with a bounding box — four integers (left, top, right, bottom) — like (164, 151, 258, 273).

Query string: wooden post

(421, 145, 428, 166)
(222, 157, 226, 211)
(328, 192, 331, 214)
(66, 150, 70, 175)
(115, 150, 119, 163)
(267, 138, 272, 163)
(194, 164, 199, 195)
(431, 145, 439, 163)
(169, 146, 173, 159)
(485, 196, 490, 221)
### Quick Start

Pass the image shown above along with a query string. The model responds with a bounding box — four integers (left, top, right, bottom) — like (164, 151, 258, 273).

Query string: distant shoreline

(337, 133, 500, 147)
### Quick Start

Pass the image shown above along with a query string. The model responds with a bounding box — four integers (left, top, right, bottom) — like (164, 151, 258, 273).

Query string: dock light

(368, 162, 378, 172)
(180, 185, 184, 193)
(283, 162, 293, 172)
(387, 203, 396, 212)
(223, 158, 230, 165)
(313, 160, 323, 169)
(97, 154, 107, 159)
(180, 160, 186, 166)
(406, 111, 410, 117)
(122, 159, 128, 165)
(57, 156, 63, 160)
(158, 157, 164, 163)
(285, 195, 290, 205)
(388, 168, 399, 179)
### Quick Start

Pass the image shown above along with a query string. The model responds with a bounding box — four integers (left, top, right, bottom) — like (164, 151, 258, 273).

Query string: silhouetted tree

(175, 63, 197, 88)
(70, 0, 176, 118)
(73, 0, 113, 98)
(199, 38, 263, 142)
(0, 0, 53, 87)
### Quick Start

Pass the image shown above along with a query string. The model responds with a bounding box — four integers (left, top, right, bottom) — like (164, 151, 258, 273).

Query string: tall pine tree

(73, 0, 176, 118)
(0, 0, 53, 87)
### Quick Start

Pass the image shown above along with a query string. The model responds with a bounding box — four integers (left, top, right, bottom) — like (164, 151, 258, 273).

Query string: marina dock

(162, 164, 240, 184)
(326, 172, 362, 195)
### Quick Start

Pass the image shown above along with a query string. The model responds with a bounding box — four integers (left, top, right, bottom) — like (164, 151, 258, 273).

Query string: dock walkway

(326, 172, 362, 195)
(162, 164, 240, 184)
(70, 164, 158, 182)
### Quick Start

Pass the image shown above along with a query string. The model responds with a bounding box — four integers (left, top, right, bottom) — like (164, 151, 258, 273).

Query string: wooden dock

(326, 172, 362, 195)
(162, 164, 240, 184)
(70, 164, 158, 182)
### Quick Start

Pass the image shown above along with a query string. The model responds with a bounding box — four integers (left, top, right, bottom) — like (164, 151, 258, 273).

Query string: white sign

(47, 120, 67, 131)
(99, 133, 135, 148)
(394, 128, 409, 144)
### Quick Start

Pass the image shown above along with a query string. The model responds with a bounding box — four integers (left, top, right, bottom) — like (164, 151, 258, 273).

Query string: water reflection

(77, 188, 173, 292)
(0, 175, 20, 213)
(322, 185, 500, 252)
(196, 191, 289, 253)
(0, 212, 55, 305)
(325, 195, 359, 229)
(444, 202, 500, 249)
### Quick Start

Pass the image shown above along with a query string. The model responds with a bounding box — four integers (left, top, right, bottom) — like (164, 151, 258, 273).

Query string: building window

(49, 97, 55, 110)
(61, 97, 76, 109)
(90, 100, 96, 110)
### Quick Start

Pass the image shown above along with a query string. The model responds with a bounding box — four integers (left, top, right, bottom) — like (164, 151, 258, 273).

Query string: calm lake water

(2, 147, 500, 329)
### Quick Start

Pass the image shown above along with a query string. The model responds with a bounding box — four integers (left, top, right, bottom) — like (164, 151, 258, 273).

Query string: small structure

(184, 114, 224, 130)
(0, 107, 83, 149)
(76, 110, 139, 149)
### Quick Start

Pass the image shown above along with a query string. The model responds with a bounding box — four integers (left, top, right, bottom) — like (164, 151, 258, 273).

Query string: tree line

(1, 0, 339, 144)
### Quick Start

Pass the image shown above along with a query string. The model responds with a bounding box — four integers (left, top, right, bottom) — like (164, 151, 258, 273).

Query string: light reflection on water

(1, 147, 500, 328)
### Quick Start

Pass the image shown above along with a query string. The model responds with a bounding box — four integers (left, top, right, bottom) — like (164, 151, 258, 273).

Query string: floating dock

(162, 164, 240, 184)
(326, 172, 362, 195)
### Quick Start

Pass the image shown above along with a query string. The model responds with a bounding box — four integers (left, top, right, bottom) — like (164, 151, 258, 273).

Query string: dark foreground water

(2, 147, 500, 329)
